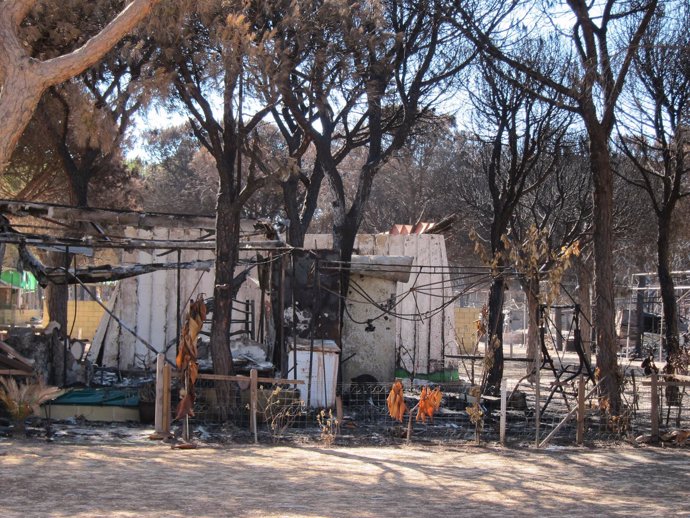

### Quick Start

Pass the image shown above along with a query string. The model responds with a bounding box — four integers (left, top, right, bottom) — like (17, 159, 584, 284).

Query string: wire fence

(173, 371, 690, 447)
(14, 368, 686, 447)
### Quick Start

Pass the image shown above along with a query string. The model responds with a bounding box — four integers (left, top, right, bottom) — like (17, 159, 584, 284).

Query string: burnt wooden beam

(0, 341, 34, 372)
(46, 260, 215, 284)
(0, 199, 216, 230)
(0, 232, 287, 252)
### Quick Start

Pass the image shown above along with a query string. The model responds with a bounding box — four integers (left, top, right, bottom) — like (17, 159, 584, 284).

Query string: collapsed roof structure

(0, 199, 461, 392)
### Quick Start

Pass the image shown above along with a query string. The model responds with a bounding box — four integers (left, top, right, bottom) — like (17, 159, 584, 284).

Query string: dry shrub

(0, 377, 60, 433)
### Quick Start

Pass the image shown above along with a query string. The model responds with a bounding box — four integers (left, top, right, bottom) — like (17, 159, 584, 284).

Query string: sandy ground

(1, 440, 688, 518)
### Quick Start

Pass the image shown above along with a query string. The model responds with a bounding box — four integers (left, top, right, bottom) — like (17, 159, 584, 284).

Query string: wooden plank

(0, 199, 216, 229)
(445, 354, 533, 363)
(438, 235, 457, 362)
(163, 230, 178, 363)
(665, 373, 690, 382)
(0, 353, 35, 372)
(500, 378, 507, 445)
(0, 232, 284, 251)
(196, 373, 304, 384)
(0, 369, 33, 376)
(91, 284, 119, 365)
(349, 255, 413, 282)
(641, 380, 690, 387)
(44, 260, 214, 284)
(336, 395, 343, 433)
(0, 341, 34, 370)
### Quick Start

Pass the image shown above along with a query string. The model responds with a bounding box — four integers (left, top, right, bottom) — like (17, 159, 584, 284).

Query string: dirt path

(1, 441, 688, 517)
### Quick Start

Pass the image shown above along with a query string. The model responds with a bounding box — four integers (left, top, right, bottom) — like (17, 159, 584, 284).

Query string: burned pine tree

(4, 4, 157, 341)
(0, 0, 160, 173)
(616, 9, 690, 372)
(508, 141, 592, 378)
(453, 0, 660, 413)
(149, 2, 289, 416)
(457, 56, 571, 393)
(268, 0, 472, 296)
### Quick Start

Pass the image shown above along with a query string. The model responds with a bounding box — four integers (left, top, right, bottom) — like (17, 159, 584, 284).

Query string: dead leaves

(386, 380, 407, 422)
(387, 381, 442, 424)
(175, 294, 206, 420)
(416, 386, 442, 423)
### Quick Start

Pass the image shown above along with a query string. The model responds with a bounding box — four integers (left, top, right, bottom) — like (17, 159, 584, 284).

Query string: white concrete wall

(306, 233, 459, 377)
(341, 275, 398, 384)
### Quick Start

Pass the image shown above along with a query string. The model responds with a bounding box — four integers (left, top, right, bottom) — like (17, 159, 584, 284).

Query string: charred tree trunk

(590, 133, 620, 414)
(657, 211, 683, 407)
(45, 249, 70, 387)
(333, 210, 360, 307)
(485, 263, 506, 394)
(281, 163, 324, 248)
(524, 277, 540, 380)
(66, 166, 93, 208)
(575, 257, 593, 361)
(282, 177, 307, 247)
(44, 250, 70, 335)
(657, 211, 680, 359)
(209, 167, 239, 420)
(46, 282, 68, 334)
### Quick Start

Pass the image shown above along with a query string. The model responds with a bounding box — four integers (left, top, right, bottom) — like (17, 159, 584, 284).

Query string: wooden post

(154, 353, 165, 436)
(651, 372, 659, 442)
(535, 343, 541, 448)
(538, 377, 607, 448)
(535, 306, 543, 447)
(659, 318, 664, 363)
(250, 368, 258, 444)
(576, 374, 585, 445)
(406, 404, 416, 444)
(182, 376, 190, 442)
(162, 363, 172, 435)
(500, 378, 507, 446)
(555, 307, 563, 351)
(336, 395, 343, 433)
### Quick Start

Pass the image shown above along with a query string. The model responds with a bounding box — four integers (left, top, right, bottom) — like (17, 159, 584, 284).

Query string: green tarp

(0, 269, 38, 291)
(48, 388, 140, 408)
(394, 367, 459, 383)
